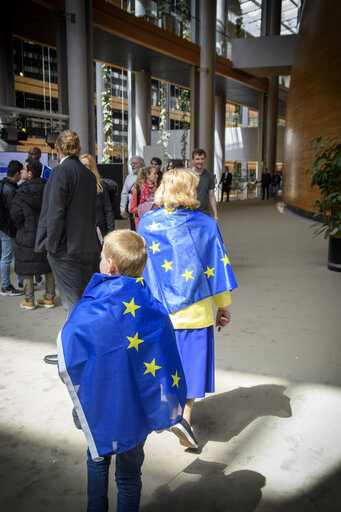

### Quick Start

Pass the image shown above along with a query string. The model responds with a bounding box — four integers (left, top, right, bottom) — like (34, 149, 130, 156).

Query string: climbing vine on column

(101, 64, 114, 163)
(179, 88, 190, 164)
(158, 81, 170, 162)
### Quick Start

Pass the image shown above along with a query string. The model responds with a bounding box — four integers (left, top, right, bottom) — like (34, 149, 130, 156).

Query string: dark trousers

(86, 439, 146, 512)
(221, 185, 231, 202)
(262, 184, 270, 200)
(47, 249, 95, 319)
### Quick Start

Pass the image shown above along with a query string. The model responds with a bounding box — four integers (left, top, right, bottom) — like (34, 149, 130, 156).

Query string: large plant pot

(328, 235, 341, 272)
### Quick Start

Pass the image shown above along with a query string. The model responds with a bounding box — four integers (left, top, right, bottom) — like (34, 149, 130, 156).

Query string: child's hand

(216, 307, 231, 332)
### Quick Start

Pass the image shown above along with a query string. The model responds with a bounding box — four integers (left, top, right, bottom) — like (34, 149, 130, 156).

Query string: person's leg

(0, 231, 14, 289)
(266, 184, 270, 199)
(226, 186, 230, 202)
(115, 439, 146, 512)
(47, 250, 85, 319)
(261, 186, 265, 200)
(87, 449, 111, 512)
(23, 275, 34, 302)
(44, 272, 56, 301)
(183, 398, 195, 425)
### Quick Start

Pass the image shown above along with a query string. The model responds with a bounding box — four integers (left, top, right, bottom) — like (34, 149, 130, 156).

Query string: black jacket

(35, 156, 100, 255)
(0, 177, 19, 237)
(219, 172, 232, 187)
(11, 177, 51, 275)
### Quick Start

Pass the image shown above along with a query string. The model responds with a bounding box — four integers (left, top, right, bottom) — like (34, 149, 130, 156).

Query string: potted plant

(306, 135, 341, 272)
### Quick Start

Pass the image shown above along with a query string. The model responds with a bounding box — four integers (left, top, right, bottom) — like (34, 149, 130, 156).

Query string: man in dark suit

(35, 130, 99, 363)
(219, 166, 232, 202)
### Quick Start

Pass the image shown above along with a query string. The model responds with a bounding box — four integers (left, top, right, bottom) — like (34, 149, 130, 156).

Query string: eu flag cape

(138, 207, 237, 314)
(57, 273, 187, 459)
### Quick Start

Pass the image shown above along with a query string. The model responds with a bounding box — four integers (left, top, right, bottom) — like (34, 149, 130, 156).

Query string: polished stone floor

(0, 199, 340, 511)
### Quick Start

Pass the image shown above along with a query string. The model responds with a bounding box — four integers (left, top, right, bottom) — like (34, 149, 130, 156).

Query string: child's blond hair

(154, 168, 200, 210)
(103, 230, 147, 277)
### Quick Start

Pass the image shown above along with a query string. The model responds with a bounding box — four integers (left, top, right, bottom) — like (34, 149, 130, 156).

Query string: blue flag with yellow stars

(57, 273, 187, 459)
(138, 207, 237, 314)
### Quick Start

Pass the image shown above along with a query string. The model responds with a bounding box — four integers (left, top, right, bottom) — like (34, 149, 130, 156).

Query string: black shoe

(171, 418, 198, 449)
(0, 284, 23, 296)
(44, 354, 58, 365)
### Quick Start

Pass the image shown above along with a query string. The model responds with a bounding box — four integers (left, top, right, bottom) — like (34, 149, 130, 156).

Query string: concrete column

(56, 13, 69, 127)
(85, 0, 95, 157)
(128, 71, 136, 163)
(257, 93, 265, 181)
(65, 0, 89, 153)
(198, 0, 216, 170)
(263, 0, 281, 175)
(216, 0, 228, 56)
(190, 65, 198, 153)
(190, 0, 200, 44)
(214, 94, 226, 186)
(0, 8, 15, 151)
(96, 62, 105, 162)
(165, 82, 171, 131)
(135, 70, 151, 157)
(266, 76, 279, 175)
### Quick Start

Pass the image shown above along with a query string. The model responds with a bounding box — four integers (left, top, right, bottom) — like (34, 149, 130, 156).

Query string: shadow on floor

(142, 459, 265, 512)
(191, 384, 292, 451)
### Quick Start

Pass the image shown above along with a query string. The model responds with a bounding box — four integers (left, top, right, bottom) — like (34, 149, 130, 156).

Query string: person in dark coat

(36, 130, 99, 365)
(261, 168, 272, 200)
(0, 160, 24, 296)
(219, 166, 232, 202)
(11, 158, 56, 310)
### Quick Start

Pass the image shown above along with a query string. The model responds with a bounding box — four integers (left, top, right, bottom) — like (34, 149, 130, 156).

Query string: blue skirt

(174, 326, 214, 399)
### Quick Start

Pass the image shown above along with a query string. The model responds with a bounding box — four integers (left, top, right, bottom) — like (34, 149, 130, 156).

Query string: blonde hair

(103, 229, 147, 278)
(56, 130, 81, 156)
(134, 166, 152, 190)
(154, 168, 200, 209)
(80, 153, 103, 194)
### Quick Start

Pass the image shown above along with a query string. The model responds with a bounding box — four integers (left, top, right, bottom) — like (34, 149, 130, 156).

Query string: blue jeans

(0, 230, 22, 288)
(86, 439, 146, 512)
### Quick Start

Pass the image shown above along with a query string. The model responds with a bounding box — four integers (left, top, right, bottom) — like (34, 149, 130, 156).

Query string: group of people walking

(0, 131, 237, 511)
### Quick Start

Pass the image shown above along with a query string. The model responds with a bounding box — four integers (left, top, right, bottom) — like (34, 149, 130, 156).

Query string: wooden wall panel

(283, 0, 341, 213)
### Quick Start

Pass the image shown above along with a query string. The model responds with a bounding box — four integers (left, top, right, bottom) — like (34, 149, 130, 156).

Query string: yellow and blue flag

(57, 273, 186, 459)
(138, 207, 237, 314)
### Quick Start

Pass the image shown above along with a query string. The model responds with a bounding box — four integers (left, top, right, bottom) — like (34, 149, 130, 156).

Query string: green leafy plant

(157, 81, 170, 161)
(101, 64, 114, 163)
(306, 135, 341, 238)
(178, 0, 190, 40)
(179, 87, 190, 165)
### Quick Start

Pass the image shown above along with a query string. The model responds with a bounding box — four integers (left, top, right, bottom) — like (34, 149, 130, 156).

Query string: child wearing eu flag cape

(138, 169, 237, 450)
(57, 230, 186, 512)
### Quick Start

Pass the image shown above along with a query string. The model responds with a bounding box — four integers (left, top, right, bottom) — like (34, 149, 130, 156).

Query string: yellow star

(165, 208, 175, 213)
(185, 206, 193, 211)
(161, 259, 173, 272)
(123, 297, 141, 317)
(135, 277, 144, 286)
(171, 370, 181, 388)
(143, 358, 162, 377)
(149, 241, 160, 254)
(181, 269, 194, 281)
(204, 266, 215, 278)
(221, 254, 230, 266)
(148, 221, 160, 231)
(126, 332, 145, 351)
